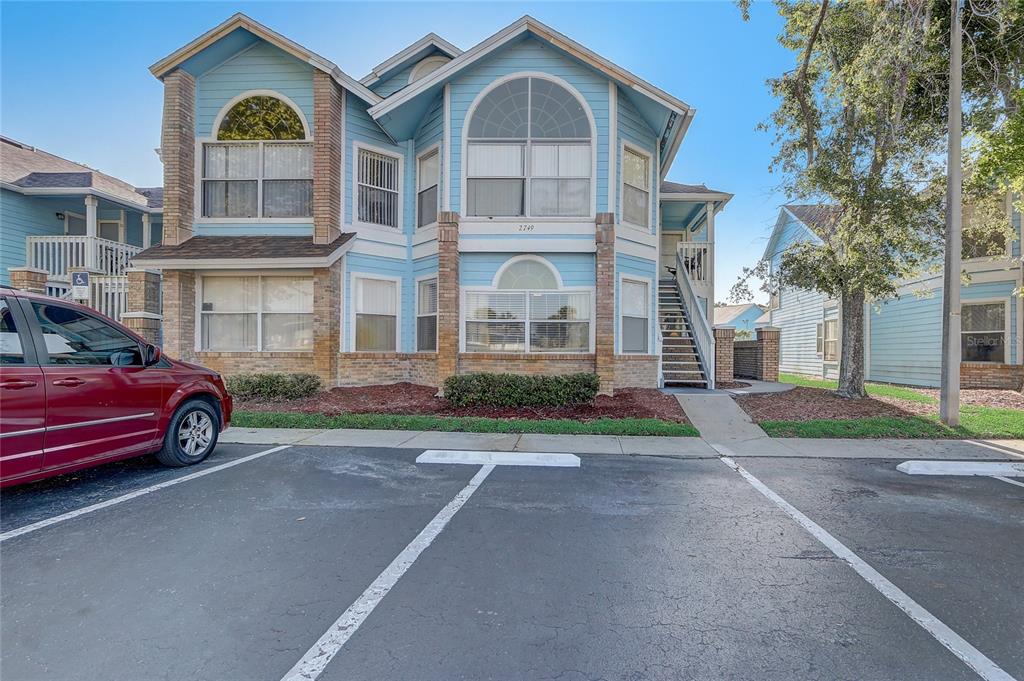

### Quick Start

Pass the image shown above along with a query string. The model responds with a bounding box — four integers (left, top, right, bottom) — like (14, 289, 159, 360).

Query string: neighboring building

(0, 136, 163, 317)
(762, 202, 1023, 389)
(714, 302, 765, 337)
(130, 13, 731, 391)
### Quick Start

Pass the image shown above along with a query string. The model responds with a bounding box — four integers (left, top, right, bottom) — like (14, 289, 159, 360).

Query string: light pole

(939, 0, 962, 426)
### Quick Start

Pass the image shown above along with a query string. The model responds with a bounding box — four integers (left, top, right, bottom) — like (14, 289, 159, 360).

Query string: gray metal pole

(939, 0, 962, 426)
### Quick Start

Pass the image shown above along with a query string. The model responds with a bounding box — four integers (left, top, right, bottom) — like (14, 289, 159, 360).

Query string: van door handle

(52, 378, 86, 387)
(0, 379, 38, 390)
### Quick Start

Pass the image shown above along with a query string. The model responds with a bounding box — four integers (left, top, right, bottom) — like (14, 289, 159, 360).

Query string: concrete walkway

(219, 427, 1024, 461)
(670, 393, 795, 455)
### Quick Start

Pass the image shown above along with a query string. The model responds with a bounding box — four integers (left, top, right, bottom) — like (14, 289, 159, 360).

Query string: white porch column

(705, 201, 716, 306)
(118, 210, 127, 243)
(141, 213, 152, 249)
(84, 195, 99, 269)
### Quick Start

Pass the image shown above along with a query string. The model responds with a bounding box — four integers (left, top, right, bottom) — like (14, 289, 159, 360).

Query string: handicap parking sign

(71, 271, 90, 300)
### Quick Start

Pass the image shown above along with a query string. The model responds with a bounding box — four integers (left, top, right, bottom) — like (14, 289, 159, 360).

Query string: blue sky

(0, 1, 791, 303)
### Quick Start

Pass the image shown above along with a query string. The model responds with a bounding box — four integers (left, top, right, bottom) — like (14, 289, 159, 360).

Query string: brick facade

(733, 341, 758, 379)
(313, 260, 342, 384)
(713, 326, 735, 385)
(338, 353, 439, 387)
(436, 212, 460, 389)
(733, 327, 780, 382)
(613, 355, 659, 389)
(160, 270, 196, 362)
(196, 352, 316, 376)
(960, 362, 1024, 390)
(121, 268, 163, 344)
(8, 267, 48, 294)
(160, 69, 195, 247)
(594, 213, 615, 395)
(313, 71, 343, 245)
(457, 353, 597, 377)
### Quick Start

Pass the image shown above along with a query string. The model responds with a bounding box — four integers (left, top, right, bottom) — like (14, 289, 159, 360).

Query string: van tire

(156, 399, 219, 467)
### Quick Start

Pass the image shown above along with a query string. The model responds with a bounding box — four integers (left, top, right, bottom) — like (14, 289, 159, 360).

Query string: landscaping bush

(443, 372, 600, 408)
(226, 372, 323, 400)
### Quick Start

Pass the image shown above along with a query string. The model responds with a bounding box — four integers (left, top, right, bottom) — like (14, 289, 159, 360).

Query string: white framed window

(202, 142, 313, 219)
(98, 220, 121, 242)
(354, 276, 399, 351)
(199, 275, 313, 352)
(620, 277, 650, 354)
(357, 146, 401, 229)
(823, 319, 838, 362)
(464, 257, 592, 353)
(64, 211, 86, 235)
(417, 148, 440, 228)
(622, 146, 650, 229)
(815, 322, 824, 356)
(962, 301, 1007, 363)
(416, 277, 438, 352)
(465, 76, 593, 219)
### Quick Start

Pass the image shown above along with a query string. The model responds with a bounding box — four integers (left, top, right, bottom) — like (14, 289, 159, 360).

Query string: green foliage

(217, 96, 306, 140)
(226, 372, 323, 400)
(778, 373, 937, 404)
(761, 405, 1024, 439)
(442, 372, 600, 408)
(232, 411, 699, 437)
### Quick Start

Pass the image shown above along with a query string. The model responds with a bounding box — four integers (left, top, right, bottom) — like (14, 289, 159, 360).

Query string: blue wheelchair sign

(71, 271, 90, 299)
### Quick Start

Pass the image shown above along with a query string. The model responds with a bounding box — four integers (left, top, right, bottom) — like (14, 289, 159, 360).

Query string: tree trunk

(837, 288, 867, 398)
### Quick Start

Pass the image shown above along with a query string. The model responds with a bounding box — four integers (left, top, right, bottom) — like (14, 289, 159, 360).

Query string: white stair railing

(86, 275, 130, 321)
(675, 247, 715, 389)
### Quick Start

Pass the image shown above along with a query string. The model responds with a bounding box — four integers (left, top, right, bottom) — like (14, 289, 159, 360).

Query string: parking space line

(0, 445, 291, 543)
(417, 450, 580, 467)
(281, 464, 495, 681)
(896, 461, 1024, 477)
(993, 476, 1024, 489)
(716, 450, 1018, 681)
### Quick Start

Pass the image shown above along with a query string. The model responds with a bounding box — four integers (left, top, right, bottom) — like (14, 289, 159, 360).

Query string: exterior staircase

(658, 278, 709, 388)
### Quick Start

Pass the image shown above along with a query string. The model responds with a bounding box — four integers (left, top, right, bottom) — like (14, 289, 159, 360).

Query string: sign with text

(71, 271, 90, 300)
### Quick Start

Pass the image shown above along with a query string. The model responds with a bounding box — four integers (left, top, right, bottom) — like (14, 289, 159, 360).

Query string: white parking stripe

(993, 476, 1024, 489)
(896, 461, 1024, 477)
(281, 464, 495, 681)
(0, 445, 291, 543)
(417, 449, 580, 467)
(717, 451, 1018, 681)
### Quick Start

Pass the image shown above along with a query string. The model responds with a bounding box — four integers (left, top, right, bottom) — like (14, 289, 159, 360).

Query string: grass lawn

(767, 374, 1023, 439)
(233, 410, 700, 437)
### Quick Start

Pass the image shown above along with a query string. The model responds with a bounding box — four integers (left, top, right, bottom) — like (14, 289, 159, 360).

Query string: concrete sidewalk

(220, 427, 1024, 461)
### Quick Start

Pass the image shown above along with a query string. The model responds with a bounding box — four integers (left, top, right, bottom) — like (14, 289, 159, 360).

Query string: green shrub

(443, 372, 600, 408)
(226, 372, 323, 400)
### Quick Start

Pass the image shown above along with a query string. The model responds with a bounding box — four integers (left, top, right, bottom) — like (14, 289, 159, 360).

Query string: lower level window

(620, 279, 649, 353)
(200, 275, 313, 351)
(464, 290, 590, 353)
(823, 319, 838, 362)
(417, 279, 438, 352)
(962, 302, 1005, 363)
(355, 277, 398, 351)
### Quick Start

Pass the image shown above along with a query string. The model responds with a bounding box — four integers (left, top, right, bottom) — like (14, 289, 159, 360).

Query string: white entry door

(660, 232, 687, 277)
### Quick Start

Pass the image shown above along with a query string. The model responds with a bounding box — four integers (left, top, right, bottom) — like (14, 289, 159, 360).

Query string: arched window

(465, 257, 591, 353)
(466, 77, 592, 218)
(409, 56, 450, 84)
(202, 94, 312, 219)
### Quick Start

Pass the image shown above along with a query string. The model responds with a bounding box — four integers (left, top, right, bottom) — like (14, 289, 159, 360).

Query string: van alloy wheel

(178, 411, 213, 456)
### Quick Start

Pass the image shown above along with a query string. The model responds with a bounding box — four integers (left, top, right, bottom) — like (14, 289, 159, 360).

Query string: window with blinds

(622, 147, 650, 228)
(417, 150, 439, 228)
(823, 319, 839, 362)
(199, 275, 313, 351)
(358, 148, 400, 228)
(417, 278, 438, 352)
(355, 277, 398, 351)
(621, 279, 649, 353)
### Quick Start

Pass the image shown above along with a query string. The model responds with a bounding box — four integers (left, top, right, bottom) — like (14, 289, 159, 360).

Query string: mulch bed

(737, 385, 1024, 422)
(236, 382, 691, 424)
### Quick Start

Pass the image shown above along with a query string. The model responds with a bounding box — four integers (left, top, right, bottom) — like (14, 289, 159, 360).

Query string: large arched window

(464, 256, 591, 353)
(202, 94, 312, 219)
(466, 77, 592, 218)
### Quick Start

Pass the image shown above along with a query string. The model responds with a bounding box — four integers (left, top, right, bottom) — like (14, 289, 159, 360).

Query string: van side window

(0, 298, 25, 364)
(31, 303, 142, 366)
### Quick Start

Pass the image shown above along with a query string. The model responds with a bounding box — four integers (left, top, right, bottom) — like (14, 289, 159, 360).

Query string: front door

(660, 232, 686, 278)
(0, 297, 45, 482)
(27, 301, 163, 472)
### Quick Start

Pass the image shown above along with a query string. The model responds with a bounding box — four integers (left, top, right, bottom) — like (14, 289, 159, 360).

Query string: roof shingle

(132, 235, 354, 262)
(785, 204, 842, 239)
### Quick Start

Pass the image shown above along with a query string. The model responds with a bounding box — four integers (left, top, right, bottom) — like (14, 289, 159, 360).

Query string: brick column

(8, 267, 47, 294)
(713, 326, 735, 385)
(313, 71, 343, 245)
(121, 268, 163, 344)
(160, 270, 196, 361)
(756, 327, 780, 382)
(436, 212, 460, 391)
(595, 213, 616, 395)
(161, 69, 195, 247)
(313, 259, 342, 385)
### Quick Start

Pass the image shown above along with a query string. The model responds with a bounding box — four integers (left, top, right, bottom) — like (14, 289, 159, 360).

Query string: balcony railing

(676, 243, 715, 389)
(677, 241, 712, 285)
(26, 235, 142, 280)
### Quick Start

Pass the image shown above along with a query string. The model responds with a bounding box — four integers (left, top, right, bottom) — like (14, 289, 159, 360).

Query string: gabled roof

(149, 13, 381, 106)
(714, 303, 765, 327)
(0, 136, 159, 211)
(784, 204, 842, 240)
(660, 181, 733, 202)
(367, 15, 696, 170)
(360, 33, 462, 87)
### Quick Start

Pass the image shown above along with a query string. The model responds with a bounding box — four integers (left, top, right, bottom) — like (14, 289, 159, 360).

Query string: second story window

(357, 148, 400, 229)
(203, 96, 312, 220)
(417, 149, 439, 228)
(622, 147, 650, 228)
(466, 77, 592, 219)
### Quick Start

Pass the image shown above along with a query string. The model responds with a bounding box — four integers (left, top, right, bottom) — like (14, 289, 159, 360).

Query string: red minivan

(0, 287, 232, 488)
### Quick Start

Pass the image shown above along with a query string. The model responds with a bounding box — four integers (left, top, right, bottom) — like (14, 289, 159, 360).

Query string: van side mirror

(144, 344, 162, 367)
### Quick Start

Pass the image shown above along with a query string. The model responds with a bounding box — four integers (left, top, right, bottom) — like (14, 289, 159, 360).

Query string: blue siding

(411, 255, 439, 352)
(195, 41, 314, 138)
(343, 252, 409, 352)
(459, 252, 594, 287)
(196, 223, 313, 237)
(372, 64, 416, 97)
(615, 253, 657, 353)
(448, 37, 610, 216)
(345, 94, 408, 228)
(616, 88, 659, 231)
(0, 190, 65, 285)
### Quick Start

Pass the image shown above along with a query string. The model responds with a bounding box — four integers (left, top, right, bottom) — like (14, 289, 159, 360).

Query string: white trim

(0, 182, 152, 214)
(349, 272, 402, 352)
(618, 273, 653, 355)
(460, 221, 595, 235)
(349, 239, 406, 259)
(409, 55, 452, 84)
(62, 210, 85, 235)
(659, 191, 733, 202)
(412, 225, 438, 245)
(608, 80, 617, 219)
(442, 84, 451, 212)
(340, 88, 347, 229)
(359, 33, 463, 86)
(460, 71, 598, 221)
(210, 90, 311, 139)
(615, 237, 657, 259)
(491, 254, 565, 289)
(412, 241, 438, 260)
(460, 286, 597, 354)
(415, 142, 441, 230)
(414, 273, 439, 353)
(620, 141, 653, 233)
(352, 140, 404, 231)
(458, 237, 595, 253)
(961, 297, 1012, 365)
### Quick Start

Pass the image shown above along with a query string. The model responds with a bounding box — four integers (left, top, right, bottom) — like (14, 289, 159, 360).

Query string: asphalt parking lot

(1, 443, 1021, 681)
